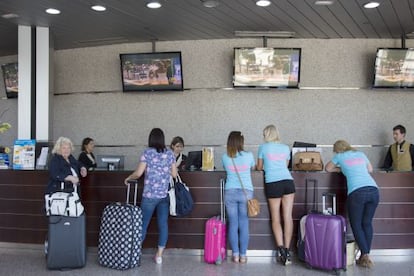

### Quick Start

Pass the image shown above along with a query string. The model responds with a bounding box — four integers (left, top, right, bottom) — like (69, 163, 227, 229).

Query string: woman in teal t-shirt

(326, 140, 379, 269)
(257, 125, 295, 266)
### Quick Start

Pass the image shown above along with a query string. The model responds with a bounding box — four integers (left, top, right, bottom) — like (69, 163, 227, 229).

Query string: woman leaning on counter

(325, 140, 379, 269)
(257, 124, 295, 266)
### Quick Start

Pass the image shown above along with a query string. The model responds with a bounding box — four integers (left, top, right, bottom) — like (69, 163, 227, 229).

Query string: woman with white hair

(46, 137, 87, 194)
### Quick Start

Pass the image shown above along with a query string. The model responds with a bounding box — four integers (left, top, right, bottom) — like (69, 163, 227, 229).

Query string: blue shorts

(265, 179, 295, 198)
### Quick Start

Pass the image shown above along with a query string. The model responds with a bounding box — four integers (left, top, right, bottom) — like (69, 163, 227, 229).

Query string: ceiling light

(406, 32, 414, 39)
(91, 5, 106, 12)
(1, 13, 19, 19)
(146, 1, 162, 9)
(363, 2, 380, 9)
(45, 8, 61, 15)
(314, 0, 334, 5)
(234, 31, 295, 38)
(256, 0, 271, 7)
(201, 0, 219, 8)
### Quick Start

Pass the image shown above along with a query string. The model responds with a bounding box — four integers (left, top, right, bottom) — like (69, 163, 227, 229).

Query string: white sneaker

(154, 255, 162, 264)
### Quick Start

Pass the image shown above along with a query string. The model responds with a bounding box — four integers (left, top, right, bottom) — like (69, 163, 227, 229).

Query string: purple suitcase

(304, 193, 346, 274)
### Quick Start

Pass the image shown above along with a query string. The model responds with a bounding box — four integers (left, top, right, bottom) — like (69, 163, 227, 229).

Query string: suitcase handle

(304, 179, 318, 214)
(126, 179, 138, 205)
(60, 181, 79, 194)
(322, 192, 336, 215)
(220, 178, 226, 222)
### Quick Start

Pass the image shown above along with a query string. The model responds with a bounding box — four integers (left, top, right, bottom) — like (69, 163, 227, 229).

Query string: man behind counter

(383, 125, 414, 171)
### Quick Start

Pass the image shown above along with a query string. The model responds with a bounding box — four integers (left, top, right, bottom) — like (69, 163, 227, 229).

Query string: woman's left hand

(80, 167, 87, 177)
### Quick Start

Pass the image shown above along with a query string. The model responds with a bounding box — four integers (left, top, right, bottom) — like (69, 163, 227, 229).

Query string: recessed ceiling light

(202, 0, 219, 8)
(146, 1, 162, 9)
(91, 5, 106, 12)
(256, 0, 271, 7)
(314, 0, 334, 5)
(45, 8, 61, 15)
(1, 13, 19, 19)
(234, 31, 295, 38)
(363, 2, 380, 9)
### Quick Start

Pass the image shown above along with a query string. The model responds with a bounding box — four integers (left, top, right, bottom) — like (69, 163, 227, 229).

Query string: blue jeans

(225, 188, 253, 257)
(347, 186, 379, 255)
(140, 196, 169, 248)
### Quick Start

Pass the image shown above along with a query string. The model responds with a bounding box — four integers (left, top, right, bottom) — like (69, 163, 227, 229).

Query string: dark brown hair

(148, 128, 166, 153)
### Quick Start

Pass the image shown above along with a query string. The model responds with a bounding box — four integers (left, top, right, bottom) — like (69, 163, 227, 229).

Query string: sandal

(232, 256, 239, 263)
(239, 257, 247, 264)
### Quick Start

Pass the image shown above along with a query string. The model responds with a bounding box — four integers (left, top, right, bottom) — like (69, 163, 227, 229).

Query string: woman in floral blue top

(125, 128, 177, 264)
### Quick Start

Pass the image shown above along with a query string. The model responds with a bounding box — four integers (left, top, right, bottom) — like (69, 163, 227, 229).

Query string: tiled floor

(0, 243, 413, 276)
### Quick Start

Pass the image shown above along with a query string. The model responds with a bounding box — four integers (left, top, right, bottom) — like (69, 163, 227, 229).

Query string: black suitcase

(46, 213, 87, 270)
(98, 180, 143, 270)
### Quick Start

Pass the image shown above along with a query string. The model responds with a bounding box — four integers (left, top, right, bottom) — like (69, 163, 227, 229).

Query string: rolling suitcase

(204, 178, 226, 264)
(305, 193, 346, 274)
(98, 180, 143, 270)
(45, 182, 86, 270)
(46, 213, 87, 270)
(297, 178, 318, 262)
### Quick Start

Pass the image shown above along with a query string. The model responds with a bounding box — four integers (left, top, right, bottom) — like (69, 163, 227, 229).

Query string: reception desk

(0, 170, 413, 250)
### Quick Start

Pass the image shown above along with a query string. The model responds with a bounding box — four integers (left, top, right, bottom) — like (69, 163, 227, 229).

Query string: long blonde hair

(333, 140, 355, 153)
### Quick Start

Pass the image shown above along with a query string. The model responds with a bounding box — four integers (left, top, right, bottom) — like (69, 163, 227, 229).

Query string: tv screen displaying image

(120, 51, 183, 92)
(1, 62, 18, 98)
(233, 47, 301, 88)
(373, 48, 414, 88)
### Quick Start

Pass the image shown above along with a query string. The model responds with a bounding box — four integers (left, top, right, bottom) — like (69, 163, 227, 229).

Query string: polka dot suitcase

(98, 181, 143, 270)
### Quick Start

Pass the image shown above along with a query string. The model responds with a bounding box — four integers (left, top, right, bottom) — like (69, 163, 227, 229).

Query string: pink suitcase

(204, 179, 226, 264)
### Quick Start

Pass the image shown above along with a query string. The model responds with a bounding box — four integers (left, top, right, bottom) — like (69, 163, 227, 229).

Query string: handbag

(169, 174, 194, 217)
(168, 177, 177, 216)
(231, 158, 260, 217)
(292, 151, 324, 171)
(45, 182, 84, 217)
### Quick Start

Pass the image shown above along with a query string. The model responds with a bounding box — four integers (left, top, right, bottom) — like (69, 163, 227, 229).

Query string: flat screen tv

(120, 51, 183, 92)
(373, 48, 414, 88)
(1, 62, 18, 98)
(233, 47, 301, 88)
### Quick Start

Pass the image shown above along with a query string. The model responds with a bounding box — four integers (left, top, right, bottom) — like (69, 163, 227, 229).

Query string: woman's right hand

(124, 177, 132, 185)
(65, 175, 79, 184)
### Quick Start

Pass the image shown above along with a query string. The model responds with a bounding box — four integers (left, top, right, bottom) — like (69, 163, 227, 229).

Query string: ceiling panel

(0, 0, 413, 56)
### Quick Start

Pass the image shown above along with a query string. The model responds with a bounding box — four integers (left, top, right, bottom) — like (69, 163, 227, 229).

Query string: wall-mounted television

(373, 48, 414, 88)
(233, 47, 301, 88)
(120, 51, 183, 92)
(1, 62, 18, 98)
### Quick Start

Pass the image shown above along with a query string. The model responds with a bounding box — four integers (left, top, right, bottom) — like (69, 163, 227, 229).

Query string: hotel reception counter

(0, 170, 413, 250)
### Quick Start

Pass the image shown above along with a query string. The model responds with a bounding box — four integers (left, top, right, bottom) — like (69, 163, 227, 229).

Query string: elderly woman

(46, 137, 87, 194)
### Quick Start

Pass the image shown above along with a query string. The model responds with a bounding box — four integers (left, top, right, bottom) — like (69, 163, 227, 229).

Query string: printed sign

(13, 139, 36, 170)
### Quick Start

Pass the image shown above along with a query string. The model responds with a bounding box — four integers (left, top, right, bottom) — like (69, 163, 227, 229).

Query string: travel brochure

(13, 139, 36, 170)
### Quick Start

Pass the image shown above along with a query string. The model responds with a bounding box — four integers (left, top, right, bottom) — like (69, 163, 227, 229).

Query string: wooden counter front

(0, 170, 413, 250)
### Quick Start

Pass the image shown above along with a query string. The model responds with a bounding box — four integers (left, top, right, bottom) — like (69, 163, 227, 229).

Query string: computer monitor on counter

(96, 155, 124, 171)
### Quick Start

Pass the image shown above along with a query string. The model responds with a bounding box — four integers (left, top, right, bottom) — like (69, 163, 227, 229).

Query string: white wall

(2, 38, 414, 169)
